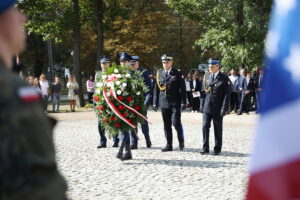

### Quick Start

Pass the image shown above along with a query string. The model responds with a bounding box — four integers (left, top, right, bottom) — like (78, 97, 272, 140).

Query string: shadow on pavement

(138, 148, 249, 158)
(219, 151, 249, 157)
(123, 158, 245, 168)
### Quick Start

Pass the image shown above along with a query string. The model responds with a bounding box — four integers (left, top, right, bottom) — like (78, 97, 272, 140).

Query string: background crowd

(23, 64, 264, 116)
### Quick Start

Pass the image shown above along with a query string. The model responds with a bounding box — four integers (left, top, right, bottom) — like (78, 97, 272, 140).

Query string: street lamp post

(47, 39, 54, 83)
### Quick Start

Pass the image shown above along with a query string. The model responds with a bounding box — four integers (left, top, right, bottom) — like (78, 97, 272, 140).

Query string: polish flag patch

(18, 86, 41, 102)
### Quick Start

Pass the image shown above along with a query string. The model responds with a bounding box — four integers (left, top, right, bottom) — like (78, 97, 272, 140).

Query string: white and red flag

(247, 0, 300, 199)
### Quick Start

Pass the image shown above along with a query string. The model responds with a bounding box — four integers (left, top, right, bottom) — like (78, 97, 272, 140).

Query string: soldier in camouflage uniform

(0, 1, 68, 199)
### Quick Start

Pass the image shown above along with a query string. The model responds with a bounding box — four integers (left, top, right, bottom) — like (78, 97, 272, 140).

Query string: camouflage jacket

(0, 61, 68, 200)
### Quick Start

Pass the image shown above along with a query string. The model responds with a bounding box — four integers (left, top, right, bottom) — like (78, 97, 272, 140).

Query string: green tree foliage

(167, 0, 273, 71)
(18, 0, 206, 81)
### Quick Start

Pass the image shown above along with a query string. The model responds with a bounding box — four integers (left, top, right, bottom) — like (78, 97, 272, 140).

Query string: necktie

(212, 74, 215, 81)
(165, 71, 168, 78)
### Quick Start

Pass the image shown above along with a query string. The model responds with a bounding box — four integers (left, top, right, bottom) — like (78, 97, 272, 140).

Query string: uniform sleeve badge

(18, 86, 41, 102)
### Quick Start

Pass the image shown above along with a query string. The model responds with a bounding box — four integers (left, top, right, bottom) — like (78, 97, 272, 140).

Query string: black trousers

(202, 113, 223, 153)
(230, 92, 238, 112)
(239, 93, 251, 113)
(88, 92, 94, 104)
(161, 107, 184, 146)
(186, 91, 192, 106)
(191, 97, 200, 111)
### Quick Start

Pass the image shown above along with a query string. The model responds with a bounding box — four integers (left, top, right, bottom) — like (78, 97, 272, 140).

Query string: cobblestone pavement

(51, 110, 257, 200)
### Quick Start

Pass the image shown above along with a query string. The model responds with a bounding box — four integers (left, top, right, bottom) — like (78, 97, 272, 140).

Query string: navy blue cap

(161, 54, 173, 62)
(0, 0, 17, 15)
(119, 52, 132, 61)
(99, 56, 110, 64)
(130, 56, 140, 65)
(208, 58, 221, 65)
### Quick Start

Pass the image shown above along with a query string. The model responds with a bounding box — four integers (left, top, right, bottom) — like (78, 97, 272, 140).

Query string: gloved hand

(181, 104, 186, 111)
(153, 105, 157, 111)
(220, 110, 226, 116)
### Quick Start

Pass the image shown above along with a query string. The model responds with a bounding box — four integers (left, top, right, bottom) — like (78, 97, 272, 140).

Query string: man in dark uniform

(116, 52, 133, 160)
(153, 54, 186, 151)
(201, 58, 230, 155)
(0, 1, 68, 198)
(96, 56, 119, 148)
(119, 52, 131, 67)
(129, 56, 152, 149)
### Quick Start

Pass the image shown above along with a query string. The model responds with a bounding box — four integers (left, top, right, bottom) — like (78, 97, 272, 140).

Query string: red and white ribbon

(110, 84, 152, 125)
(103, 87, 137, 128)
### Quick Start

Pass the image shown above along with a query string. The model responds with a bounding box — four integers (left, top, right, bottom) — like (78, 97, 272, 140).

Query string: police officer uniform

(129, 56, 152, 149)
(116, 52, 132, 160)
(96, 56, 119, 148)
(118, 52, 132, 65)
(201, 58, 230, 155)
(153, 54, 186, 151)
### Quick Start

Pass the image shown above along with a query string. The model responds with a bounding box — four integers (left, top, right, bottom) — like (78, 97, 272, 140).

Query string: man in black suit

(153, 54, 186, 151)
(255, 67, 264, 113)
(201, 58, 230, 155)
(237, 71, 255, 115)
(238, 68, 246, 111)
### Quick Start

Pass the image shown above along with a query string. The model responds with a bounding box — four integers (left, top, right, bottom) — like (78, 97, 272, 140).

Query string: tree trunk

(72, 0, 85, 107)
(94, 0, 104, 64)
(32, 34, 45, 77)
(236, 0, 245, 45)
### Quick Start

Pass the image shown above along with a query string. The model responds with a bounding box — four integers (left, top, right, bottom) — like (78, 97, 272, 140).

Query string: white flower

(106, 92, 111, 97)
(114, 69, 119, 73)
(116, 74, 122, 78)
(102, 75, 107, 79)
(116, 90, 122, 95)
(123, 92, 129, 96)
(96, 82, 103, 87)
(96, 89, 101, 94)
(136, 91, 141, 96)
(116, 81, 121, 85)
(122, 83, 127, 87)
(126, 74, 131, 78)
(106, 82, 111, 87)
(131, 83, 136, 90)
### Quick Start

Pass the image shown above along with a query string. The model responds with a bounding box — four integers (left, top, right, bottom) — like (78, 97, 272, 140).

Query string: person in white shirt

(39, 74, 49, 112)
(86, 75, 95, 104)
(67, 75, 79, 112)
(185, 73, 192, 110)
(229, 69, 239, 113)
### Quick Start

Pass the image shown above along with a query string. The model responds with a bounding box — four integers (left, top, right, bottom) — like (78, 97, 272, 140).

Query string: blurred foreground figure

(0, 1, 68, 199)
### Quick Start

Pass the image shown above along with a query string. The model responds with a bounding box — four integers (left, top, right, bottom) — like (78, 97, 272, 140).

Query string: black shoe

(130, 144, 138, 150)
(213, 151, 220, 156)
(122, 144, 132, 161)
(112, 143, 119, 148)
(179, 142, 184, 150)
(97, 144, 107, 148)
(146, 141, 152, 148)
(161, 145, 173, 152)
(237, 113, 242, 115)
(200, 150, 209, 155)
(116, 151, 123, 159)
(116, 142, 125, 160)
